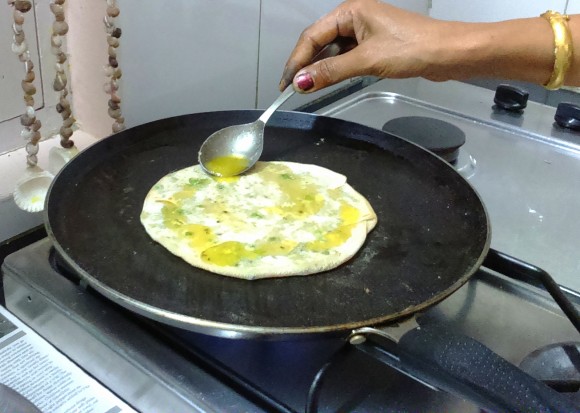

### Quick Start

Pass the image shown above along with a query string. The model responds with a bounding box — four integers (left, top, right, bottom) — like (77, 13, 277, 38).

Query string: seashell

(49, 3, 64, 15)
(107, 36, 119, 48)
(18, 50, 30, 62)
(52, 20, 68, 36)
(108, 107, 122, 119)
(51, 35, 63, 48)
(58, 96, 70, 109)
(59, 126, 73, 139)
(62, 116, 75, 128)
(112, 121, 125, 133)
(13, 10, 25, 25)
(21, 127, 33, 140)
(14, 0, 32, 13)
(25, 142, 39, 155)
(13, 23, 23, 36)
(53, 73, 67, 91)
(113, 68, 122, 79)
(21, 80, 36, 95)
(103, 64, 114, 76)
(13, 167, 54, 213)
(11, 40, 27, 55)
(13, 31, 25, 44)
(26, 153, 38, 166)
(60, 138, 74, 149)
(24, 70, 34, 82)
(23, 94, 34, 107)
(48, 145, 78, 176)
(106, 5, 120, 17)
(56, 52, 67, 64)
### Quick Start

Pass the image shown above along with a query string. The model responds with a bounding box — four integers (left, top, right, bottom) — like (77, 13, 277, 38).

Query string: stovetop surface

(3, 238, 579, 412)
(317, 78, 580, 292)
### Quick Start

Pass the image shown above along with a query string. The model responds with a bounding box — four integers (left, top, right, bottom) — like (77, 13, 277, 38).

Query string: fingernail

(295, 72, 314, 91)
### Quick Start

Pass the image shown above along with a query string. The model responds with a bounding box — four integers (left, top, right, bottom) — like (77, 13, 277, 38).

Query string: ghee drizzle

(157, 163, 361, 267)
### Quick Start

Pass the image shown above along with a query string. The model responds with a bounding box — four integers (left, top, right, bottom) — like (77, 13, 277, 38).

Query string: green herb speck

(188, 178, 210, 187)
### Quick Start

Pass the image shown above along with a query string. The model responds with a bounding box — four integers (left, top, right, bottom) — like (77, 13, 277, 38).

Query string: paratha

(140, 161, 377, 279)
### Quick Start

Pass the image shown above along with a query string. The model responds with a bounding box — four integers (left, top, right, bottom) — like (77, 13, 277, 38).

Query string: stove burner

(519, 342, 580, 403)
(382, 116, 466, 164)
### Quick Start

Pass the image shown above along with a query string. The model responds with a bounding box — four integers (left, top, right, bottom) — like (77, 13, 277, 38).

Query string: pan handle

(349, 325, 580, 413)
(398, 324, 580, 412)
(483, 248, 580, 334)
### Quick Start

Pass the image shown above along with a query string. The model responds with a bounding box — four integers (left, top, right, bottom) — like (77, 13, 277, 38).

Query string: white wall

(565, 2, 580, 14)
(67, 0, 111, 139)
(429, 0, 566, 22)
(257, 0, 429, 109)
(117, 0, 261, 129)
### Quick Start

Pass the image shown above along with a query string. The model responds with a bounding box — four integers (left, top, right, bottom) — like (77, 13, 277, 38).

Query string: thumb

(293, 49, 368, 93)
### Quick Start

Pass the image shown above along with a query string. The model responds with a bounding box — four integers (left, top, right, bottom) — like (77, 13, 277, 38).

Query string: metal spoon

(198, 39, 351, 177)
(198, 85, 295, 177)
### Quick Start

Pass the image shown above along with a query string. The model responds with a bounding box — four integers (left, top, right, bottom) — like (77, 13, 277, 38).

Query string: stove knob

(554, 102, 580, 130)
(493, 84, 529, 111)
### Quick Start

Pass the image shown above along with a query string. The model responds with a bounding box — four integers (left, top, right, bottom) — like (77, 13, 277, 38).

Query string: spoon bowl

(198, 86, 295, 177)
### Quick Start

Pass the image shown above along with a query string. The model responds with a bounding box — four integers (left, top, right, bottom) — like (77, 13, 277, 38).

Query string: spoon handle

(258, 37, 355, 125)
(258, 86, 296, 124)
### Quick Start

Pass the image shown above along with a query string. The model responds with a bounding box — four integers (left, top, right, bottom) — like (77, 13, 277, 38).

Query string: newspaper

(0, 305, 137, 413)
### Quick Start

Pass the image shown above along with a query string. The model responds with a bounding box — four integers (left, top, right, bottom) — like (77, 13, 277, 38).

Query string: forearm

(430, 15, 580, 87)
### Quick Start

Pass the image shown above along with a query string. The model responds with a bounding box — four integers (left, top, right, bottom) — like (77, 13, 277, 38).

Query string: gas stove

(2, 78, 580, 412)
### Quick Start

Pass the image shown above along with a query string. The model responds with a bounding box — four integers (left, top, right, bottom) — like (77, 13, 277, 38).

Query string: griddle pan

(46, 110, 580, 412)
(45, 110, 490, 336)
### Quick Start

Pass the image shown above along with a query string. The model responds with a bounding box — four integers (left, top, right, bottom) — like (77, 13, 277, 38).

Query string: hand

(279, 0, 580, 92)
(279, 0, 454, 93)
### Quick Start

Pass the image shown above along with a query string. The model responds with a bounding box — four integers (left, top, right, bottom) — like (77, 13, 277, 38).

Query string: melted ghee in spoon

(205, 154, 250, 177)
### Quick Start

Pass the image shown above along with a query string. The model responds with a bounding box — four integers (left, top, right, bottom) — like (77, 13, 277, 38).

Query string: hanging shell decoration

(104, 0, 125, 133)
(8, 0, 79, 212)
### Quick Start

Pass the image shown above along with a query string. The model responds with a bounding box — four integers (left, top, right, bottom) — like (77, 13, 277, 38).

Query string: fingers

(280, 38, 357, 92)
(290, 47, 370, 93)
(279, 6, 356, 91)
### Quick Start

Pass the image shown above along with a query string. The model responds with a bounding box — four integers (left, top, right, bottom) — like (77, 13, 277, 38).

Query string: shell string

(50, 0, 75, 149)
(8, 0, 80, 213)
(104, 0, 125, 133)
(8, 0, 42, 167)
(7, 0, 76, 167)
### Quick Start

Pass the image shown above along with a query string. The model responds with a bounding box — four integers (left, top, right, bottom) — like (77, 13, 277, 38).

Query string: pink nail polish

(296, 73, 314, 91)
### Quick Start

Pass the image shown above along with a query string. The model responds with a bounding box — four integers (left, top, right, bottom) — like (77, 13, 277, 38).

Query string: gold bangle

(541, 10, 574, 90)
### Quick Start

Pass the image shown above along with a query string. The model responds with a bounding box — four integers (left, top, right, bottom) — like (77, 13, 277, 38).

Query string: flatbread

(140, 161, 377, 279)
